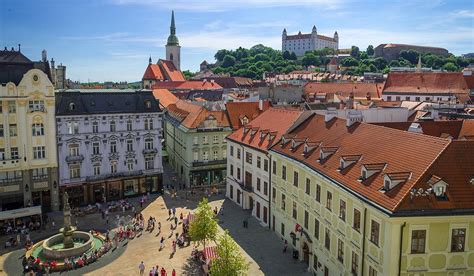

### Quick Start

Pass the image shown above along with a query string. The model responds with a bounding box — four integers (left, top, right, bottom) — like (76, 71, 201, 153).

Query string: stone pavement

(0, 194, 311, 276)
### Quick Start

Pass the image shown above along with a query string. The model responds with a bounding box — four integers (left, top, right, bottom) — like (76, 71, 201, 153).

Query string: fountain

(26, 192, 106, 266)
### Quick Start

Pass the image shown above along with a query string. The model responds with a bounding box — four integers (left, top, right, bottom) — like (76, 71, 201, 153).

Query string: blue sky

(1, 0, 473, 82)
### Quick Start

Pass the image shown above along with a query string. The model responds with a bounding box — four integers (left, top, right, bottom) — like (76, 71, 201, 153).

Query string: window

(145, 138, 154, 150)
(396, 96, 401, 101)
(293, 171, 298, 187)
(353, 209, 361, 232)
(33, 146, 46, 159)
(369, 266, 377, 276)
(339, 200, 346, 221)
(32, 123, 44, 136)
(314, 219, 320, 240)
(272, 160, 276, 174)
(110, 121, 116, 132)
(337, 239, 344, 263)
(325, 228, 331, 250)
(92, 142, 100, 155)
(264, 181, 268, 196)
(213, 150, 218, 160)
(93, 164, 101, 176)
(272, 188, 276, 202)
(213, 135, 218, 143)
(304, 210, 309, 229)
(202, 151, 209, 161)
(264, 159, 269, 172)
(202, 136, 208, 144)
(386, 96, 392, 101)
(326, 191, 332, 211)
(69, 164, 80, 179)
(0, 149, 6, 160)
(237, 168, 241, 180)
(127, 140, 133, 152)
(9, 124, 17, 137)
(222, 148, 226, 159)
(230, 145, 234, 156)
(237, 148, 241, 159)
(145, 156, 154, 169)
(292, 201, 297, 219)
(127, 159, 134, 171)
(127, 120, 132, 131)
(411, 230, 426, 254)
(281, 223, 285, 236)
(68, 144, 79, 156)
(256, 178, 261, 191)
(11, 147, 18, 159)
(8, 101, 16, 113)
(282, 165, 287, 180)
(110, 141, 117, 153)
(316, 184, 321, 202)
(32, 168, 47, 180)
(0, 124, 3, 137)
(193, 152, 199, 162)
(405, 96, 410, 101)
(451, 228, 466, 252)
(92, 121, 99, 133)
(370, 220, 380, 246)
(28, 100, 45, 112)
(281, 194, 286, 210)
(110, 161, 117, 173)
(67, 122, 79, 134)
(305, 178, 310, 195)
(245, 152, 252, 164)
(256, 156, 261, 168)
(351, 252, 359, 275)
(144, 118, 153, 130)
(230, 164, 234, 176)
(193, 136, 199, 145)
(415, 97, 420, 102)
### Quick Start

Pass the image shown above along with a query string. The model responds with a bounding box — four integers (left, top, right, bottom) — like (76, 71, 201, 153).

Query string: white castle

(282, 26, 338, 57)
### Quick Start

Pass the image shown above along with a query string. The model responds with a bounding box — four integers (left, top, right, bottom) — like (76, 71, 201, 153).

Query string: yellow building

(269, 112, 474, 275)
(0, 48, 59, 211)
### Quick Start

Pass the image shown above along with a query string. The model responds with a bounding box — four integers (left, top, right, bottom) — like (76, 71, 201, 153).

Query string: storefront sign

(0, 206, 42, 221)
(33, 181, 49, 189)
(0, 185, 20, 193)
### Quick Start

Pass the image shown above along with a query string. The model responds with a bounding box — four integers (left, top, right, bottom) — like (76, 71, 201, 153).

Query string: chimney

(259, 99, 263, 111)
(325, 107, 337, 122)
(41, 49, 47, 62)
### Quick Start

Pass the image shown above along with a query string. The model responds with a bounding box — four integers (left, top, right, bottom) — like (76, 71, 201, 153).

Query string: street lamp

(25, 183, 29, 193)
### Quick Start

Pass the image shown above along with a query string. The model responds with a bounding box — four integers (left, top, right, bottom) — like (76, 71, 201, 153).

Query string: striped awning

(203, 246, 218, 264)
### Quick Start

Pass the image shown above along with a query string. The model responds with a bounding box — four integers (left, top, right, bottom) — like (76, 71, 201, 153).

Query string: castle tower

(166, 10, 181, 70)
(312, 25, 317, 35)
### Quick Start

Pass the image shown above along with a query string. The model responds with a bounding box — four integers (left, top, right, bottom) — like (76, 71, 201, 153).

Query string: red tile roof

(373, 120, 466, 139)
(225, 101, 272, 130)
(464, 74, 474, 89)
(227, 108, 303, 153)
(167, 100, 230, 129)
(160, 59, 185, 81)
(304, 82, 383, 101)
(143, 64, 164, 80)
(270, 113, 469, 213)
(152, 89, 178, 108)
(383, 72, 469, 96)
(152, 80, 222, 90)
(142, 60, 185, 82)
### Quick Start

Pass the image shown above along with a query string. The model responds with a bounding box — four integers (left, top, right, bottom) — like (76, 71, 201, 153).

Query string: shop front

(61, 185, 85, 207)
(190, 168, 226, 186)
(108, 181, 122, 201)
(124, 179, 139, 197)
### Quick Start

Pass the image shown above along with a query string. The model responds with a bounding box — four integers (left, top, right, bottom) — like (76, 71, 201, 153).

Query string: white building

(55, 89, 163, 206)
(282, 26, 338, 57)
(225, 108, 303, 226)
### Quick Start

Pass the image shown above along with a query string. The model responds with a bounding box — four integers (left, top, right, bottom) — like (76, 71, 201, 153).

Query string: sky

(0, 0, 473, 82)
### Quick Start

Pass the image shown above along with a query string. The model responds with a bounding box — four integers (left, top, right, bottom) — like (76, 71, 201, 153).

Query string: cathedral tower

(166, 10, 181, 70)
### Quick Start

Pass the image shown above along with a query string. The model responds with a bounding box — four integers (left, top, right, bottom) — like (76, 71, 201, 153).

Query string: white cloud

(61, 32, 164, 44)
(108, 0, 345, 12)
(449, 9, 474, 18)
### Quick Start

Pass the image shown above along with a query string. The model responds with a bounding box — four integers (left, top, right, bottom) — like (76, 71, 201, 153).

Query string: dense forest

(209, 44, 473, 80)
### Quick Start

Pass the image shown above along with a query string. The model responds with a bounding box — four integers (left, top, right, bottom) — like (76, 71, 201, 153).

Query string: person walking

(139, 261, 145, 276)
(168, 209, 171, 219)
(283, 239, 288, 253)
(160, 267, 166, 276)
(172, 241, 176, 253)
(160, 237, 165, 250)
(172, 269, 176, 276)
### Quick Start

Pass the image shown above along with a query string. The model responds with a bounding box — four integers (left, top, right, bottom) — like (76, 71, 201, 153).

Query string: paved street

(0, 162, 310, 275)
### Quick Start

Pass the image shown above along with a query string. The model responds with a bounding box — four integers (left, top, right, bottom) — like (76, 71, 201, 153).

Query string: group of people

(139, 261, 177, 276)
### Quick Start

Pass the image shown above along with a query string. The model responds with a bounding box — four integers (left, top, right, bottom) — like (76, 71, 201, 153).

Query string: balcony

(28, 107, 46, 113)
(192, 159, 227, 167)
(142, 148, 158, 155)
(65, 155, 84, 163)
(0, 158, 21, 169)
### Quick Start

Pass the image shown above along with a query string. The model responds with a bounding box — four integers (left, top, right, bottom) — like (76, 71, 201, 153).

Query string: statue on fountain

(60, 192, 76, 249)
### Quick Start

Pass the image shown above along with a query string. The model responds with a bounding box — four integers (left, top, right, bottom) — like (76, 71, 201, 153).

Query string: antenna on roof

(18, 44, 21, 52)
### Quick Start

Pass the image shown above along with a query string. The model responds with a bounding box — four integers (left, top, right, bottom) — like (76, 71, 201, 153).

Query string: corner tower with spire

(166, 10, 181, 70)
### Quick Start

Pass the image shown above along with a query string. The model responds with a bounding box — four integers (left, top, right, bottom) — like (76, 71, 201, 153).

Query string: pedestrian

(158, 222, 161, 232)
(283, 239, 288, 253)
(160, 267, 166, 276)
(172, 208, 176, 218)
(154, 265, 159, 276)
(139, 261, 145, 276)
(220, 206, 224, 216)
(168, 209, 171, 219)
(174, 217, 178, 226)
(172, 269, 176, 276)
(160, 237, 165, 249)
(172, 240, 176, 253)
(16, 233, 20, 245)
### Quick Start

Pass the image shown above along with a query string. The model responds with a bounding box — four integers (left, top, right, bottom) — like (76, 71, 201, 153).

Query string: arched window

(32, 123, 44, 136)
(170, 53, 174, 62)
(69, 102, 75, 111)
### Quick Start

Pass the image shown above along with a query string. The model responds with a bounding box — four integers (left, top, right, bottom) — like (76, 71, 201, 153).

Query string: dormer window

(383, 172, 411, 191)
(250, 127, 259, 138)
(427, 175, 449, 200)
(69, 102, 75, 111)
(243, 125, 252, 135)
(319, 146, 338, 161)
(361, 169, 367, 180)
(339, 155, 361, 171)
(361, 163, 386, 180)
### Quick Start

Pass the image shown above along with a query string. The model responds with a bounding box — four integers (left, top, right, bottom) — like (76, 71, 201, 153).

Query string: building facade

(268, 113, 474, 275)
(226, 108, 302, 226)
(56, 90, 163, 206)
(282, 26, 338, 57)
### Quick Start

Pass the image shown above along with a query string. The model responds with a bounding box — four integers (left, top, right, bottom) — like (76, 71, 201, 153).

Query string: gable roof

(167, 100, 230, 129)
(270, 113, 460, 213)
(373, 120, 467, 139)
(227, 108, 303, 152)
(143, 64, 164, 80)
(383, 72, 469, 96)
(152, 88, 178, 108)
(142, 59, 185, 82)
(225, 101, 272, 130)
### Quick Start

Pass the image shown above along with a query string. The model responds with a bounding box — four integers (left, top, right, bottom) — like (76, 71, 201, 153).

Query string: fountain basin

(41, 231, 94, 259)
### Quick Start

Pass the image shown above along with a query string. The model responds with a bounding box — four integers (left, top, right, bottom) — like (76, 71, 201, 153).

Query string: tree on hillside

(222, 55, 236, 68)
(209, 230, 249, 276)
(302, 53, 320, 66)
(282, 50, 292, 60)
(399, 50, 419, 64)
(341, 57, 359, 67)
(372, 57, 388, 70)
(215, 50, 231, 62)
(189, 198, 218, 249)
(367, 45, 374, 56)
(443, 62, 459, 72)
(350, 46, 360, 58)
(289, 52, 297, 60)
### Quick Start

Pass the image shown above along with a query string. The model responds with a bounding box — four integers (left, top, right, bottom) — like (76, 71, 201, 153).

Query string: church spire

(170, 10, 176, 36)
(166, 10, 179, 46)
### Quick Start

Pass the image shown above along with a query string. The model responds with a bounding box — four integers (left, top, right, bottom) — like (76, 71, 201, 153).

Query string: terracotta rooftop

(225, 101, 272, 130)
(304, 82, 383, 101)
(167, 100, 230, 129)
(142, 59, 185, 82)
(383, 72, 470, 96)
(152, 80, 222, 90)
(152, 88, 178, 108)
(227, 108, 303, 153)
(269, 113, 474, 214)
